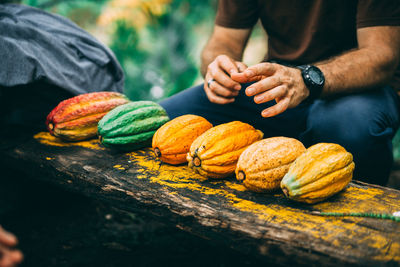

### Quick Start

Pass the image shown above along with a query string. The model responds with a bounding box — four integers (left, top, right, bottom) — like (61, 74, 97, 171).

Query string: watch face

(308, 67, 324, 86)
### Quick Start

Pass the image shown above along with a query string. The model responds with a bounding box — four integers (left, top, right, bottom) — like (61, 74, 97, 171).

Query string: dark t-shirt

(215, 0, 400, 90)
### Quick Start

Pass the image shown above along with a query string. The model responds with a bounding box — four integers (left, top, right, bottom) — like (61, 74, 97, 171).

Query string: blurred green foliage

(108, 1, 217, 100)
(393, 131, 400, 160)
(23, 0, 217, 101)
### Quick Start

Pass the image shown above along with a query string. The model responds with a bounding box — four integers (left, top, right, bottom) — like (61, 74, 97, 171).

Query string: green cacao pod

(98, 101, 169, 151)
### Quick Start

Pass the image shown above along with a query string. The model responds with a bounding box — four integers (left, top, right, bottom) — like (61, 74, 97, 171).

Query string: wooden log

(2, 132, 400, 266)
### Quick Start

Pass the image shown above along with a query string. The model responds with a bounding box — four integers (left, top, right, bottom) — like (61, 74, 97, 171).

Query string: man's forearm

(316, 26, 400, 96)
(317, 48, 399, 96)
(200, 26, 252, 77)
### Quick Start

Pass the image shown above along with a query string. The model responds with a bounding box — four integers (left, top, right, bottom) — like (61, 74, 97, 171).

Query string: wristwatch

(297, 65, 325, 100)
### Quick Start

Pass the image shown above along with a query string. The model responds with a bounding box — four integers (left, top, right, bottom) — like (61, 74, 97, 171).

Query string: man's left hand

(231, 63, 310, 117)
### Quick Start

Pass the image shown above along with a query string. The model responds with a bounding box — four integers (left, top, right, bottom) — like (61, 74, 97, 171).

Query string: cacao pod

(152, 115, 213, 165)
(46, 92, 129, 141)
(236, 137, 306, 192)
(98, 101, 169, 151)
(187, 121, 263, 178)
(280, 143, 355, 204)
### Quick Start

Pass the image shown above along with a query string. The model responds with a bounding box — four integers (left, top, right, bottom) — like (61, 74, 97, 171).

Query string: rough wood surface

(2, 132, 400, 267)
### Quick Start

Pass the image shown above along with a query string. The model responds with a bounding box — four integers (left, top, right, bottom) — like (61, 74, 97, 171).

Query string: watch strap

(297, 65, 324, 100)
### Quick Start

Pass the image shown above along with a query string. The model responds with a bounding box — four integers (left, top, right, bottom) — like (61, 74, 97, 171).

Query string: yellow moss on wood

(33, 137, 400, 261)
(34, 132, 104, 150)
(125, 149, 400, 261)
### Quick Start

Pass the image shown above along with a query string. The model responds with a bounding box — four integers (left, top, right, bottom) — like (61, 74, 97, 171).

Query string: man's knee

(159, 84, 207, 119)
(306, 89, 399, 147)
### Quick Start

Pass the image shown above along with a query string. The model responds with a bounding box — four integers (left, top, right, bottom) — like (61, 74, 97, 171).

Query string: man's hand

(231, 63, 309, 117)
(0, 226, 23, 267)
(204, 55, 247, 104)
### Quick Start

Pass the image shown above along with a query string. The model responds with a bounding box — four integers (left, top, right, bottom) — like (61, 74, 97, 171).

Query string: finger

(0, 247, 21, 267)
(0, 228, 17, 247)
(0, 250, 23, 267)
(230, 71, 248, 83)
(245, 76, 282, 96)
(0, 255, 14, 267)
(204, 86, 235, 105)
(209, 67, 241, 90)
(253, 85, 287, 104)
(235, 61, 247, 73)
(231, 63, 275, 83)
(9, 250, 23, 264)
(244, 62, 277, 78)
(205, 72, 239, 95)
(261, 97, 291, 117)
(216, 55, 240, 75)
(210, 81, 239, 98)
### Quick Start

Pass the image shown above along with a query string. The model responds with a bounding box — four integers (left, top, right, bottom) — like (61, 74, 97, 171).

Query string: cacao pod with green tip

(280, 143, 355, 204)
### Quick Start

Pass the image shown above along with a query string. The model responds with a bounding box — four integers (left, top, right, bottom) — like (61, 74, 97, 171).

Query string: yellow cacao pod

(187, 121, 263, 179)
(280, 143, 355, 204)
(236, 137, 306, 192)
(152, 115, 213, 165)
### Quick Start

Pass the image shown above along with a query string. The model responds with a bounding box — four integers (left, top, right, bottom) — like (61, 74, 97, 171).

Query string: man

(161, 0, 400, 186)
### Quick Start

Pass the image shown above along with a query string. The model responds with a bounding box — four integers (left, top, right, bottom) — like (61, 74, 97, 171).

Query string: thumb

(243, 62, 276, 80)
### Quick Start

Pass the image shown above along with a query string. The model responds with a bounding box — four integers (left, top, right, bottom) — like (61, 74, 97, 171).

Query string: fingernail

(234, 84, 241, 90)
(246, 87, 255, 95)
(262, 110, 270, 117)
(230, 69, 237, 74)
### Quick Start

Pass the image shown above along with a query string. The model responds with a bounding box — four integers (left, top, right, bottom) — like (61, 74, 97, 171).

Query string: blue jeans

(160, 83, 400, 185)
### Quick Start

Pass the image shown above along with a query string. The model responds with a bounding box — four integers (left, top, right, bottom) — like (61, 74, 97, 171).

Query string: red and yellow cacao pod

(187, 121, 264, 178)
(152, 115, 213, 165)
(46, 92, 129, 141)
(280, 143, 355, 204)
(235, 137, 306, 192)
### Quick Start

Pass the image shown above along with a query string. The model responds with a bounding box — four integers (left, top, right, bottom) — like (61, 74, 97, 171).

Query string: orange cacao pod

(235, 137, 306, 192)
(187, 121, 264, 178)
(152, 115, 213, 165)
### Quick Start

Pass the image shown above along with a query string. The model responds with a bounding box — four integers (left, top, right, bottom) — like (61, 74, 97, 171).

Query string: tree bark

(1, 132, 399, 267)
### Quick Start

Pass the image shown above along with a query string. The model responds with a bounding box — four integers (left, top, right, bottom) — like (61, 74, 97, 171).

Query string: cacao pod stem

(193, 157, 201, 167)
(237, 171, 246, 182)
(282, 187, 289, 197)
(154, 148, 161, 158)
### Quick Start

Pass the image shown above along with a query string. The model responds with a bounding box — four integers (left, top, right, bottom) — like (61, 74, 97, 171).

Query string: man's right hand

(204, 55, 247, 104)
